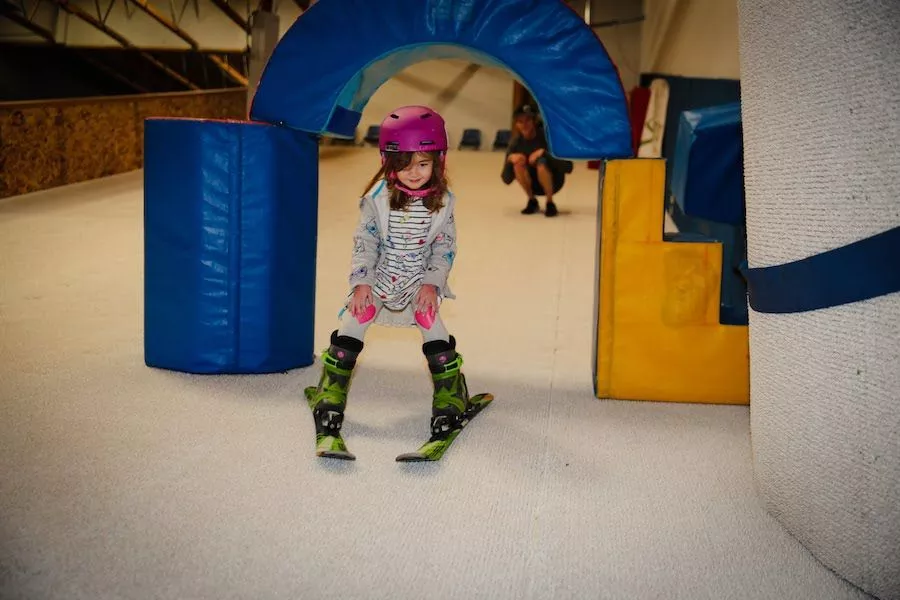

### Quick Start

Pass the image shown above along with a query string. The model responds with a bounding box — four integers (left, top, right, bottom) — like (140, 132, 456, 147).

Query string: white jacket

(345, 179, 458, 326)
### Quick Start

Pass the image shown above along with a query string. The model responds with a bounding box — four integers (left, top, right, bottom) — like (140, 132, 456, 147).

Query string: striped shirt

(373, 199, 433, 310)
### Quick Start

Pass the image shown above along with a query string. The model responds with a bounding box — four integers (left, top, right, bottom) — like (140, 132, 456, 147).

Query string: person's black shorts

(526, 163, 565, 196)
(501, 156, 568, 196)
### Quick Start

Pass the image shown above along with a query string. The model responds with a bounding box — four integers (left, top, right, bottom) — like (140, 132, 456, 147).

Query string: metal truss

(0, 0, 150, 92)
(1, 0, 258, 90)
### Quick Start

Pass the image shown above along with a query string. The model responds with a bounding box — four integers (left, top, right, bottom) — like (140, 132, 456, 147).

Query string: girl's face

(395, 153, 434, 190)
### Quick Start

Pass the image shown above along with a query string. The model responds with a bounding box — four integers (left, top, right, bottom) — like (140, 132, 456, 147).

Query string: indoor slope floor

(0, 149, 872, 600)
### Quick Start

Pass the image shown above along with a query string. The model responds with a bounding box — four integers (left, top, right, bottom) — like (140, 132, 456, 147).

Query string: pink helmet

(378, 106, 448, 155)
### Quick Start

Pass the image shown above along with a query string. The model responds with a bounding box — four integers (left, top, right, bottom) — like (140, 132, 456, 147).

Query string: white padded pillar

(738, 1, 900, 598)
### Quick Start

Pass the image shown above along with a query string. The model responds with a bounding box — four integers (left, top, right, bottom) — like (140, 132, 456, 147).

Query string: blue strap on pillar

(743, 226, 900, 313)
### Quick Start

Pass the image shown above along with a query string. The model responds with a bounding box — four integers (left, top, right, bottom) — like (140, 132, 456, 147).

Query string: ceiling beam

(208, 0, 249, 34)
(206, 53, 247, 87)
(53, 0, 200, 90)
(590, 15, 645, 28)
(0, 0, 56, 43)
(0, 1, 148, 93)
(126, 0, 247, 86)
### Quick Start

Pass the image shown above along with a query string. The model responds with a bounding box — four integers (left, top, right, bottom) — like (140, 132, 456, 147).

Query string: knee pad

(356, 303, 376, 324)
(415, 307, 435, 329)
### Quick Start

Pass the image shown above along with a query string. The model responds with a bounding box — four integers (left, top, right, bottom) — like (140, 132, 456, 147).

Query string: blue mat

(671, 102, 745, 226)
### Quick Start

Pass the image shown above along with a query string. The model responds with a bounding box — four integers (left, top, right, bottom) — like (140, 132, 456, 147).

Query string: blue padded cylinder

(144, 118, 318, 374)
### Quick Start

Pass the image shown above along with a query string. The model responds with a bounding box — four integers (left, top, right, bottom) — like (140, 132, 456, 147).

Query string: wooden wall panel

(0, 89, 247, 198)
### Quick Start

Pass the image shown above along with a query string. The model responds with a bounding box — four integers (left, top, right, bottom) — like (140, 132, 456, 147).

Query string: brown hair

(361, 151, 449, 212)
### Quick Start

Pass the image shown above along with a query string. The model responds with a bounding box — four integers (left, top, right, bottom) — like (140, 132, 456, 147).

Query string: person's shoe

(545, 200, 558, 217)
(521, 197, 540, 215)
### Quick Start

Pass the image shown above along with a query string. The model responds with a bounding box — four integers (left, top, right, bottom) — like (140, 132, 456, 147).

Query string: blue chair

(458, 128, 482, 150)
(363, 125, 381, 146)
(330, 131, 357, 146)
(492, 129, 512, 150)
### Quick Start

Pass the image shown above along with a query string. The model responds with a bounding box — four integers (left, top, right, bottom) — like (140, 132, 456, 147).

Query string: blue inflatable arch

(250, 0, 633, 159)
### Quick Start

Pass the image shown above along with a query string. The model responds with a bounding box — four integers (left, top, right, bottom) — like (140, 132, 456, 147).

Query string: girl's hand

(416, 284, 438, 315)
(350, 284, 373, 317)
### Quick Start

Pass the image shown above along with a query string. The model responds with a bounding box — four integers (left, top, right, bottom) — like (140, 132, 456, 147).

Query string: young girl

(306, 105, 480, 460)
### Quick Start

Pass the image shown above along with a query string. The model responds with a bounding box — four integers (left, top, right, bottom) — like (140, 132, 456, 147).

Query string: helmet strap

(394, 183, 433, 198)
(387, 172, 433, 198)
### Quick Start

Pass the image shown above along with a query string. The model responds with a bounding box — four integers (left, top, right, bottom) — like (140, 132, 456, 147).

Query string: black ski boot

(424, 336, 470, 435)
(303, 330, 363, 460)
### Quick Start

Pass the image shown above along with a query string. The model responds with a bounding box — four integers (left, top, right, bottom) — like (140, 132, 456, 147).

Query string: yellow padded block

(594, 159, 749, 405)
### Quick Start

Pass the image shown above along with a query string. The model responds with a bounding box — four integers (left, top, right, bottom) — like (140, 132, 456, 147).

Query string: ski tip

(318, 450, 356, 461)
(395, 453, 434, 462)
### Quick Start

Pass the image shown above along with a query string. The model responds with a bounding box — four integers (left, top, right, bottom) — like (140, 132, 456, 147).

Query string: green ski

(305, 386, 356, 460)
(396, 393, 494, 462)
